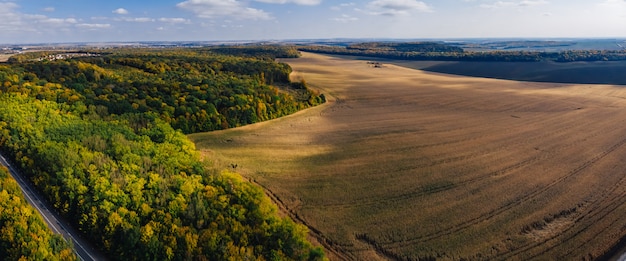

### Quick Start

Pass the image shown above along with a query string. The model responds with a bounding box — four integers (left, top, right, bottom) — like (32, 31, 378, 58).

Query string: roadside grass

(190, 52, 626, 260)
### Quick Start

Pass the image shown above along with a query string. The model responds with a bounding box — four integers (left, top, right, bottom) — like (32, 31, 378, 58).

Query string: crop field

(0, 54, 12, 62)
(189, 52, 626, 260)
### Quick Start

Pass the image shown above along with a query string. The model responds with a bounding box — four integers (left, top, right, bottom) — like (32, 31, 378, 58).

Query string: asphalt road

(0, 152, 106, 261)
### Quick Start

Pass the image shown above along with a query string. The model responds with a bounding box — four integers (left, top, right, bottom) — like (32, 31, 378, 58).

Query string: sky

(1, 0, 626, 44)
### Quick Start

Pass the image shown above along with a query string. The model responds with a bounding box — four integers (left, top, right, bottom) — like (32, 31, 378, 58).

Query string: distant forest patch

(299, 41, 626, 62)
(300, 41, 626, 85)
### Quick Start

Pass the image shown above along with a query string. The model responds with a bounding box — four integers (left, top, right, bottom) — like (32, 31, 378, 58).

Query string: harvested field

(189, 52, 626, 260)
(0, 54, 12, 63)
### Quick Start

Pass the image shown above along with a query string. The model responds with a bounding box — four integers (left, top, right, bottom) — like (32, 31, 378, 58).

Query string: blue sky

(1, 0, 626, 44)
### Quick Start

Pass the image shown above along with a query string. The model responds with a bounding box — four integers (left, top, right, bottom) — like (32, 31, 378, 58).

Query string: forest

(299, 42, 626, 62)
(0, 47, 326, 260)
(5, 46, 324, 134)
(346, 42, 464, 53)
(0, 166, 77, 261)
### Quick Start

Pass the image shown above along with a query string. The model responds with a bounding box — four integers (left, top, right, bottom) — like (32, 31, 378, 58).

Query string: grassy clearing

(189, 52, 626, 260)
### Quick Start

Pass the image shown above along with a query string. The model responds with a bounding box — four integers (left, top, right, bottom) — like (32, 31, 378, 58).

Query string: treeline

(460, 40, 575, 50)
(208, 45, 301, 59)
(0, 93, 325, 260)
(5, 47, 323, 133)
(299, 44, 626, 62)
(347, 42, 464, 53)
(552, 50, 626, 62)
(0, 166, 77, 261)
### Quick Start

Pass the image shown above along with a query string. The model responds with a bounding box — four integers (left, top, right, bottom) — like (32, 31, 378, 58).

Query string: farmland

(189, 52, 626, 260)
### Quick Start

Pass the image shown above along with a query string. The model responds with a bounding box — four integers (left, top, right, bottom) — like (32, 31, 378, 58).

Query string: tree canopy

(0, 166, 77, 261)
(299, 42, 626, 62)
(5, 47, 324, 134)
(0, 46, 326, 260)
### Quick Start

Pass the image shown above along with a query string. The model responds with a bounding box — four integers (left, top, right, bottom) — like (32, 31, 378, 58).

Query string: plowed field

(189, 52, 626, 260)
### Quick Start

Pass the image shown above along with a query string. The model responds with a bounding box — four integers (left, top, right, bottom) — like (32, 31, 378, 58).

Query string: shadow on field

(192, 53, 626, 261)
(392, 60, 626, 85)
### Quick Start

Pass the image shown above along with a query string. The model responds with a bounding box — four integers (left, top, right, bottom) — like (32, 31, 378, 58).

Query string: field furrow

(190, 53, 626, 260)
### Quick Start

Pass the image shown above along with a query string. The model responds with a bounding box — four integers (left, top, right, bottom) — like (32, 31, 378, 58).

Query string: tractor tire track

(384, 135, 626, 250)
(244, 176, 356, 261)
(494, 163, 626, 260)
(523, 170, 626, 260)
(318, 125, 600, 211)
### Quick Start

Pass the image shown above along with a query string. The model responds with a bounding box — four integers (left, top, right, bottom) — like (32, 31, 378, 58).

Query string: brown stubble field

(189, 52, 626, 260)
(0, 54, 12, 62)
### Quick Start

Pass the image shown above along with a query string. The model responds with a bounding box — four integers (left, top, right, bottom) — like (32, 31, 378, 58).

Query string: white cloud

(0, 2, 23, 31)
(112, 8, 129, 15)
(43, 18, 78, 25)
(159, 18, 191, 24)
(24, 14, 48, 20)
(0, 1, 19, 10)
(480, 0, 548, 9)
(599, 0, 626, 7)
(177, 0, 272, 20)
(366, 0, 433, 16)
(519, 0, 549, 7)
(255, 0, 322, 5)
(331, 2, 356, 11)
(0, 3, 83, 36)
(22, 14, 78, 28)
(76, 23, 111, 29)
(596, 0, 626, 19)
(43, 7, 55, 12)
(115, 17, 155, 22)
(480, 1, 513, 9)
(331, 14, 359, 22)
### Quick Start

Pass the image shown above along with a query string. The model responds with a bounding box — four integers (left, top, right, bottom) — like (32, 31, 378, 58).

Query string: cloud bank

(112, 8, 129, 15)
(177, 0, 272, 20)
(480, 0, 549, 9)
(255, 0, 322, 5)
(366, 0, 433, 16)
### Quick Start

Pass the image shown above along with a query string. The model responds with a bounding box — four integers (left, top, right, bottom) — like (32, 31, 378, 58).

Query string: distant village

(0, 47, 99, 62)
(33, 52, 99, 61)
(0, 46, 26, 55)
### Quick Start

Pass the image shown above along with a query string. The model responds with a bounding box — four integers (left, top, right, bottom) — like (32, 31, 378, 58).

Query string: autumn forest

(0, 46, 326, 260)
